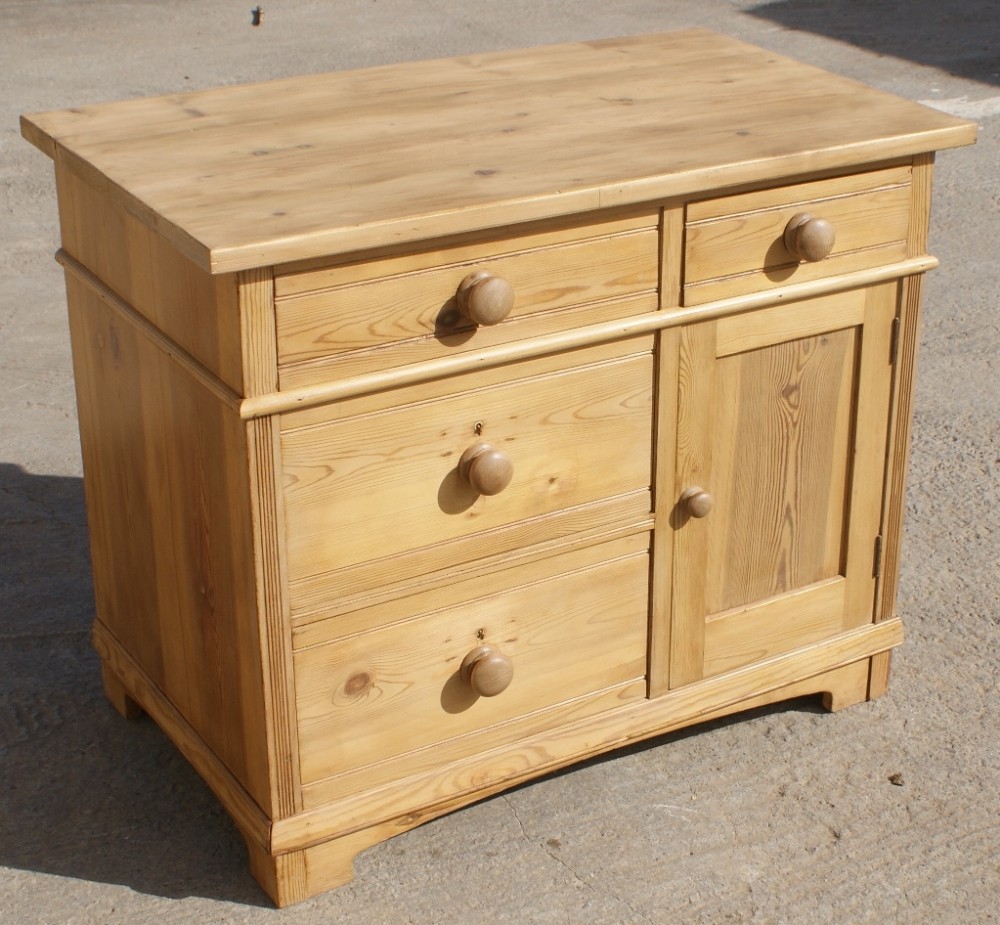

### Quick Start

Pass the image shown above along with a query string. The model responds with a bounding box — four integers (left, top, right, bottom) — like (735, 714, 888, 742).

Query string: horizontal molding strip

(92, 620, 272, 851)
(270, 617, 903, 853)
(56, 248, 935, 421)
(684, 181, 912, 227)
(56, 248, 243, 412)
(245, 257, 937, 420)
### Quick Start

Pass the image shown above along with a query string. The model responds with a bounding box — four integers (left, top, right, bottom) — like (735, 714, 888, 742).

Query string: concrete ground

(2, 2, 997, 922)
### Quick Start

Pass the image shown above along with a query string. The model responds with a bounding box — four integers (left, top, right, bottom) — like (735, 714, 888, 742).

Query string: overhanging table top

(22, 30, 976, 274)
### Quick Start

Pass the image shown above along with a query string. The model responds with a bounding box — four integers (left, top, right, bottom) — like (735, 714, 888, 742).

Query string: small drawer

(273, 209, 658, 387)
(280, 338, 653, 591)
(683, 165, 912, 305)
(293, 534, 650, 786)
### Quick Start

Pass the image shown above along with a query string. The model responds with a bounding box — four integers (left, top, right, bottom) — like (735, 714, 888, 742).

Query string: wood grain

(667, 284, 897, 682)
(23, 32, 974, 273)
(281, 343, 654, 584)
(686, 164, 911, 223)
(242, 257, 939, 420)
(842, 280, 896, 628)
(878, 154, 936, 622)
(275, 223, 657, 366)
(659, 203, 686, 310)
(273, 619, 904, 854)
(669, 321, 716, 687)
(295, 543, 649, 782)
(53, 163, 244, 388)
(238, 267, 277, 396)
(56, 249, 241, 413)
(291, 527, 650, 647)
(286, 655, 872, 900)
(648, 326, 681, 696)
(65, 274, 273, 812)
(275, 211, 655, 293)
(246, 414, 301, 817)
(101, 662, 144, 720)
(707, 322, 855, 613)
(277, 292, 659, 392)
(288, 493, 652, 623)
(870, 152, 937, 693)
(93, 621, 271, 852)
(704, 579, 846, 678)
(300, 681, 646, 808)
(28, 33, 970, 906)
(684, 166, 912, 304)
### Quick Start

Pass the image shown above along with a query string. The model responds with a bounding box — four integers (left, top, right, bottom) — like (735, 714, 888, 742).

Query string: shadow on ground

(1, 461, 835, 908)
(747, 0, 1000, 85)
(0, 463, 268, 905)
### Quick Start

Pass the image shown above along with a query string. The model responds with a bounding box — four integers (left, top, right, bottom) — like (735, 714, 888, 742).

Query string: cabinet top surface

(23, 29, 975, 275)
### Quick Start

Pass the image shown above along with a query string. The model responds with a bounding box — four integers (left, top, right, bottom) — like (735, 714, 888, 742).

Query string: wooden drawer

(293, 534, 650, 788)
(683, 165, 912, 304)
(280, 337, 654, 594)
(273, 209, 658, 387)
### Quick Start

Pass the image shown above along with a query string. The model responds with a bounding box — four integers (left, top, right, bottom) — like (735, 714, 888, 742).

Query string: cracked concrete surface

(2, 1, 998, 922)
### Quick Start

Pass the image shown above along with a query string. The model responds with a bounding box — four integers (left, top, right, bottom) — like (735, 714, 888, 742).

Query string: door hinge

(889, 317, 901, 365)
(873, 534, 884, 579)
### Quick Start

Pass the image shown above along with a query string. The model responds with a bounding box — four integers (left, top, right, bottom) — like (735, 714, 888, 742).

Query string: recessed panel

(706, 327, 857, 615)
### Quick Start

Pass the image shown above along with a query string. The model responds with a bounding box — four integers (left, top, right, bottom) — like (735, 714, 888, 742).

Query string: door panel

(668, 283, 897, 686)
(707, 322, 856, 614)
(703, 578, 845, 678)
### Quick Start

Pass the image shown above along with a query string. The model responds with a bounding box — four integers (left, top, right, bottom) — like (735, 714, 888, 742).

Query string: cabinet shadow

(746, 0, 1000, 86)
(0, 463, 268, 906)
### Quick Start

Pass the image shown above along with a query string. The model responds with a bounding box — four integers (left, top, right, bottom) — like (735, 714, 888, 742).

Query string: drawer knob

(460, 644, 514, 697)
(458, 441, 514, 496)
(681, 486, 714, 518)
(783, 212, 836, 263)
(456, 271, 515, 326)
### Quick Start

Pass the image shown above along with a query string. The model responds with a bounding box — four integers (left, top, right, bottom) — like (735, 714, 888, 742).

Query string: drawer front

(273, 210, 658, 385)
(281, 339, 654, 587)
(294, 535, 649, 785)
(684, 165, 912, 305)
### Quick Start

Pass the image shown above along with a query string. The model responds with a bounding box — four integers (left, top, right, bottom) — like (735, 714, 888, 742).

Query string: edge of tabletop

(205, 124, 977, 275)
(21, 123, 978, 278)
(20, 116, 216, 272)
(19, 33, 979, 277)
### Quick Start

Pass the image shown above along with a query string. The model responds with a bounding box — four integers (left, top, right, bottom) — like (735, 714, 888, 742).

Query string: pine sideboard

(22, 30, 976, 905)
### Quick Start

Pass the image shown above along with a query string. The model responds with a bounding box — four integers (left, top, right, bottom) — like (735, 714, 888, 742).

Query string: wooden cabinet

(22, 31, 975, 906)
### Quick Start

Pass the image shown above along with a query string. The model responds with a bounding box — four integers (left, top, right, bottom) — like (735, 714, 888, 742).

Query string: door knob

(783, 212, 836, 262)
(456, 271, 515, 326)
(458, 441, 514, 496)
(460, 645, 514, 696)
(680, 486, 714, 518)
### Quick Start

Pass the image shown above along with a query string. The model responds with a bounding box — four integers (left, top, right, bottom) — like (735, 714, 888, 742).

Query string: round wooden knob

(783, 212, 836, 262)
(456, 271, 515, 326)
(458, 441, 514, 496)
(460, 645, 514, 697)
(681, 486, 714, 518)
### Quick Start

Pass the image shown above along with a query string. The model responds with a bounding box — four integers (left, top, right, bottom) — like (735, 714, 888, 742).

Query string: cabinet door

(667, 283, 897, 686)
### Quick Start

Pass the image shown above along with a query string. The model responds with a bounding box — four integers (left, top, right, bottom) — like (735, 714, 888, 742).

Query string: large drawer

(684, 164, 912, 304)
(280, 337, 654, 594)
(293, 533, 650, 788)
(273, 209, 658, 387)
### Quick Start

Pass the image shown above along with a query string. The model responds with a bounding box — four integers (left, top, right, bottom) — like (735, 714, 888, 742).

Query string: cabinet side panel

(878, 153, 935, 622)
(66, 276, 272, 812)
(54, 162, 244, 392)
(871, 153, 935, 696)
